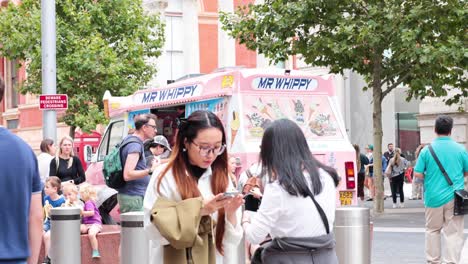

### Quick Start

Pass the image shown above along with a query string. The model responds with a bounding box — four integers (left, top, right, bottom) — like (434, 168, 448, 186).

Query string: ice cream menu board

(185, 98, 229, 127)
(127, 109, 150, 129)
(241, 95, 343, 141)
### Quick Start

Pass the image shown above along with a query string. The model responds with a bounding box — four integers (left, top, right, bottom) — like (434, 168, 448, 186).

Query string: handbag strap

(304, 188, 330, 234)
(428, 145, 453, 186)
(246, 169, 254, 178)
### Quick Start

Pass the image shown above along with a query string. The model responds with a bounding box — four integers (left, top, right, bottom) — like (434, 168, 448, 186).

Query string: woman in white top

(37, 138, 56, 186)
(242, 119, 340, 263)
(144, 110, 244, 264)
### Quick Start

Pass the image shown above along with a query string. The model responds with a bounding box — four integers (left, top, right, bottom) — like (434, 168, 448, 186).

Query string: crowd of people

(33, 112, 466, 264)
(34, 111, 466, 264)
(354, 141, 427, 208)
(35, 113, 175, 263)
(116, 111, 340, 263)
(1, 70, 466, 264)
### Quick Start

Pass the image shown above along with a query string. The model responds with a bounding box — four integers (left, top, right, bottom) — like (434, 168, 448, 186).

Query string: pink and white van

(85, 68, 357, 206)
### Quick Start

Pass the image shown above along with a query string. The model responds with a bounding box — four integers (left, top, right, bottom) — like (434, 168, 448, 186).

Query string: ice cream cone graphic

(308, 106, 315, 122)
(260, 107, 274, 119)
(230, 111, 240, 146)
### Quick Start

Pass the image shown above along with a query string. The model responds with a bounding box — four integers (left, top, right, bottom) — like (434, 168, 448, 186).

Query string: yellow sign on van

(339, 191, 353, 206)
(221, 75, 234, 89)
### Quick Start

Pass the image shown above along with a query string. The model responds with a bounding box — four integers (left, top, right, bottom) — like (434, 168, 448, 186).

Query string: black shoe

(43, 256, 51, 264)
(366, 198, 373, 201)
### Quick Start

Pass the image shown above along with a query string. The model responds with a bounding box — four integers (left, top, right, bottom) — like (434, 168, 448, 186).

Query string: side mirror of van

(90, 154, 97, 163)
(84, 145, 94, 163)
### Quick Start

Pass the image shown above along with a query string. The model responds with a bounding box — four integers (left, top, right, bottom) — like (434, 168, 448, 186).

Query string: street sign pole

(41, 0, 57, 142)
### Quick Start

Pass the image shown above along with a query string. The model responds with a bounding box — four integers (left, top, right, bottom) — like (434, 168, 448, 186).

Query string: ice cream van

(85, 68, 358, 206)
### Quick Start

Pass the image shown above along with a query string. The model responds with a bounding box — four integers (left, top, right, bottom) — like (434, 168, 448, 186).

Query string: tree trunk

(372, 85, 384, 213)
(69, 125, 76, 139)
(372, 55, 384, 213)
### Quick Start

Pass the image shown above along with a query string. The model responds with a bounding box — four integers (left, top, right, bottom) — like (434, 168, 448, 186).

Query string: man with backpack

(117, 114, 159, 213)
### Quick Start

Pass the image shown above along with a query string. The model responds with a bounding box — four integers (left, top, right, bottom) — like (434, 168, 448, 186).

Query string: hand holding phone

(250, 187, 262, 199)
(223, 191, 240, 198)
(201, 193, 230, 216)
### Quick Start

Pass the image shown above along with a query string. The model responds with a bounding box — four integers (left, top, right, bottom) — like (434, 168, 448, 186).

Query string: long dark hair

(259, 119, 339, 197)
(157, 110, 229, 254)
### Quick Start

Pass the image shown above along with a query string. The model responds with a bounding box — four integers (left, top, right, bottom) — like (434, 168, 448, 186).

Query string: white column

(218, 0, 236, 68)
(254, 0, 270, 68)
(257, 53, 270, 68)
(143, 0, 168, 87)
(143, 0, 168, 15)
(182, 0, 200, 74)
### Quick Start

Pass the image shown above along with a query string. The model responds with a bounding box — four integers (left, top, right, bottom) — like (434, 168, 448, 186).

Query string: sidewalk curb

(378, 208, 425, 214)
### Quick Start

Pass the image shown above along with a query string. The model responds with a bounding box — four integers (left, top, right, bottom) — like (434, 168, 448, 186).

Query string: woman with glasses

(143, 110, 244, 264)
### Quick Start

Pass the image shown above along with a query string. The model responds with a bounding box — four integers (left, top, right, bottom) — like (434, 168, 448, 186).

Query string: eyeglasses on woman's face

(191, 141, 226, 157)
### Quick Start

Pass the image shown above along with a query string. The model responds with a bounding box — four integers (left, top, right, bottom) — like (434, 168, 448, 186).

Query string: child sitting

(79, 183, 103, 259)
(62, 182, 84, 209)
(42, 176, 66, 264)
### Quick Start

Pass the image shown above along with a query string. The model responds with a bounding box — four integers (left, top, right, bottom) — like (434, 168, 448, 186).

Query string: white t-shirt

(245, 168, 336, 245)
(37, 152, 54, 185)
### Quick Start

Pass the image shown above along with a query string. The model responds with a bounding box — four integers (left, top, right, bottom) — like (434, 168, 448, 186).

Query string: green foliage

(221, 0, 467, 104)
(0, 0, 164, 132)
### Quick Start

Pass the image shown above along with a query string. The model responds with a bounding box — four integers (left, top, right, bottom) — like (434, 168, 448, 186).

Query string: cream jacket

(143, 165, 243, 264)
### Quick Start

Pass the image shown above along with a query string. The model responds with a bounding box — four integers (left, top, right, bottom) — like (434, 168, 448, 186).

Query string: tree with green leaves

(221, 0, 467, 212)
(0, 0, 164, 136)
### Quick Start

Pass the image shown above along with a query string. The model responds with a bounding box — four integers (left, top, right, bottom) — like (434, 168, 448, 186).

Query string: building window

(9, 60, 19, 108)
(165, 15, 184, 81)
(396, 112, 420, 162)
(6, 119, 18, 129)
(4, 60, 20, 109)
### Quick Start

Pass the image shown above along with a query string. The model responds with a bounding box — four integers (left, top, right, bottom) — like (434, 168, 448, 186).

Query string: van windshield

(242, 94, 344, 141)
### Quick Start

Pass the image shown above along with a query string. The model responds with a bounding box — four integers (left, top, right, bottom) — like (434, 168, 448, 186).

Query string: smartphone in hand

(223, 191, 240, 198)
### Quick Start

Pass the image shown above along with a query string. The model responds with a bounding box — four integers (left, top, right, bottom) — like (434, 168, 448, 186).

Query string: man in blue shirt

(118, 114, 159, 213)
(415, 115, 468, 264)
(0, 78, 43, 264)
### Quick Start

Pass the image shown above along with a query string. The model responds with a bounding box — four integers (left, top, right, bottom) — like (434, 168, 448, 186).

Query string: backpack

(103, 137, 143, 189)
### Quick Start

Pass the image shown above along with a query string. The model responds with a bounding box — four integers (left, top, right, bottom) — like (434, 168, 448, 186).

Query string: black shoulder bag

(428, 145, 468, 215)
(250, 188, 338, 264)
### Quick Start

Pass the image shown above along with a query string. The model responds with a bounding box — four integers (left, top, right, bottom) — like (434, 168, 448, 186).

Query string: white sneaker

(400, 203, 404, 208)
(392, 203, 397, 208)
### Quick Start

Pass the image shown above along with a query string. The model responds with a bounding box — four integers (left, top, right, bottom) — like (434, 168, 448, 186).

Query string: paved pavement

(360, 182, 468, 263)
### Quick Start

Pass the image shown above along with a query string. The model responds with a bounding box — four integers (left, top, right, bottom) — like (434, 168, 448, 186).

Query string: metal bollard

(334, 207, 371, 264)
(120, 212, 148, 264)
(50, 207, 81, 264)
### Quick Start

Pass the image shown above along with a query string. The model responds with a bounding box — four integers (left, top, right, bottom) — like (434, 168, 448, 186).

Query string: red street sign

(39, 94, 68, 110)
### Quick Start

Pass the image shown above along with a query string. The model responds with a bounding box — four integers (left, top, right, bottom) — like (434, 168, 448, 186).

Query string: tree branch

(381, 71, 412, 98)
(380, 68, 407, 86)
